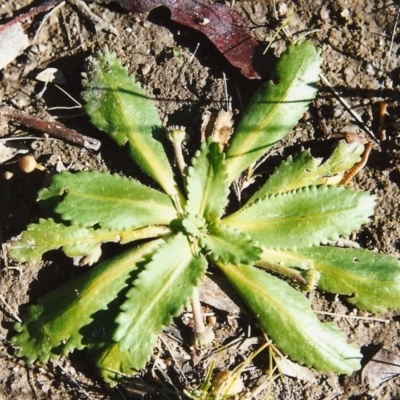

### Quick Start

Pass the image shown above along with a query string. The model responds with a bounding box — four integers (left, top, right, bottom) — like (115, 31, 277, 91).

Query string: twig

(222, 72, 232, 111)
(52, 360, 94, 400)
(159, 334, 189, 384)
(0, 106, 100, 151)
(189, 42, 200, 62)
(26, 366, 39, 400)
(47, 84, 82, 110)
(386, 6, 400, 70)
(340, 142, 373, 185)
(314, 310, 390, 323)
(68, 0, 118, 35)
(320, 73, 380, 146)
(0, 294, 22, 323)
(33, 1, 66, 43)
(379, 101, 388, 141)
(0, 0, 64, 35)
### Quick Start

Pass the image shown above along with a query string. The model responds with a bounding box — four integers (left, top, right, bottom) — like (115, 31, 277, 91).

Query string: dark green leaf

(248, 142, 364, 204)
(225, 42, 322, 181)
(296, 246, 400, 312)
(185, 140, 230, 221)
(218, 262, 361, 374)
(223, 186, 375, 249)
(103, 234, 206, 377)
(8, 219, 170, 265)
(39, 171, 177, 230)
(11, 240, 162, 364)
(82, 49, 180, 198)
(202, 223, 261, 265)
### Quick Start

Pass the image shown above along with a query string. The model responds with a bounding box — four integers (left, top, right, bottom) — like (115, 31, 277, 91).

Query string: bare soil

(1, 1, 400, 399)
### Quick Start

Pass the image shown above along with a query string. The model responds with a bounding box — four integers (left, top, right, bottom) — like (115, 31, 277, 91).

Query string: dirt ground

(1, 0, 400, 399)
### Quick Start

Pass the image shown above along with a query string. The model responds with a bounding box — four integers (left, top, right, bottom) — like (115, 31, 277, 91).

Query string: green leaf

(223, 185, 375, 249)
(11, 240, 162, 364)
(95, 340, 142, 385)
(82, 49, 179, 198)
(218, 262, 361, 374)
(108, 234, 206, 370)
(248, 141, 365, 204)
(8, 219, 170, 265)
(38, 171, 177, 230)
(185, 139, 230, 221)
(296, 246, 400, 312)
(201, 223, 261, 265)
(258, 247, 315, 270)
(225, 42, 322, 182)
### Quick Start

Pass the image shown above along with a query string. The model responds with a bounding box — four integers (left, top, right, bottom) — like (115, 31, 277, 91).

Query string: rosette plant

(8, 42, 400, 386)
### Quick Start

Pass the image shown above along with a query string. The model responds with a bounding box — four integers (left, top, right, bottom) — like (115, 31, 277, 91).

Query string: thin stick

(159, 334, 188, 384)
(320, 73, 379, 145)
(33, 1, 66, 43)
(68, 0, 118, 35)
(0, 0, 64, 35)
(378, 102, 388, 141)
(52, 360, 94, 400)
(0, 137, 53, 142)
(0, 294, 22, 323)
(162, 332, 185, 346)
(0, 106, 100, 150)
(386, 6, 400, 70)
(26, 366, 39, 399)
(314, 310, 390, 323)
(271, 0, 278, 20)
(189, 42, 200, 62)
(340, 142, 373, 185)
(47, 84, 82, 110)
(222, 72, 232, 111)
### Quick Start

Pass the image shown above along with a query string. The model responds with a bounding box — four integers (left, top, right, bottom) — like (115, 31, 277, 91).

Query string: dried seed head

(166, 125, 186, 144)
(191, 327, 215, 347)
(19, 155, 45, 173)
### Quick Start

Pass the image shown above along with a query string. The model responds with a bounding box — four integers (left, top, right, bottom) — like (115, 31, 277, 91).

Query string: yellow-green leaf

(223, 186, 375, 249)
(39, 171, 178, 230)
(83, 49, 180, 198)
(296, 246, 400, 312)
(226, 42, 322, 181)
(218, 262, 361, 374)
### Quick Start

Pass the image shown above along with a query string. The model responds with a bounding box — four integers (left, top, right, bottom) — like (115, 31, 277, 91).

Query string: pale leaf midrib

(41, 241, 160, 335)
(227, 59, 311, 178)
(122, 247, 193, 347)
(220, 263, 351, 362)
(104, 72, 173, 195)
(225, 205, 360, 228)
(316, 260, 397, 288)
(65, 190, 174, 213)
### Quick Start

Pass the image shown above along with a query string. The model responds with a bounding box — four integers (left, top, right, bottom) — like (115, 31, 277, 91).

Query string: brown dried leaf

(201, 109, 234, 150)
(198, 273, 242, 314)
(362, 348, 400, 389)
(113, 0, 266, 79)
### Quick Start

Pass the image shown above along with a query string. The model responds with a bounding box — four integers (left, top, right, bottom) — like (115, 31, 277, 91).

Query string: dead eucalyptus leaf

(112, 0, 266, 79)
